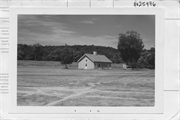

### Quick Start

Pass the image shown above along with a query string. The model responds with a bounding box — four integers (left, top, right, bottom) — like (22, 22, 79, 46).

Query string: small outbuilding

(77, 51, 112, 69)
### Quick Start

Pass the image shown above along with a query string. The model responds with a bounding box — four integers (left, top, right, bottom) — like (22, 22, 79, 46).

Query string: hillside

(18, 44, 123, 63)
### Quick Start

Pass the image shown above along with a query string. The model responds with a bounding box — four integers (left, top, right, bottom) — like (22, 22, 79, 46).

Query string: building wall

(78, 57, 94, 69)
(94, 62, 111, 69)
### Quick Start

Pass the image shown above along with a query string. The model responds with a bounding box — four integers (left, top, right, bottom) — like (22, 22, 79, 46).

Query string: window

(86, 60, 87, 62)
(86, 64, 87, 66)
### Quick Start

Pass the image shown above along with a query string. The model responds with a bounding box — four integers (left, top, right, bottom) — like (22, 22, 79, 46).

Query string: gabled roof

(77, 54, 112, 63)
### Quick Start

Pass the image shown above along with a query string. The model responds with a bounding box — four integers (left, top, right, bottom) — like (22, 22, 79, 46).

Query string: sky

(18, 15, 155, 49)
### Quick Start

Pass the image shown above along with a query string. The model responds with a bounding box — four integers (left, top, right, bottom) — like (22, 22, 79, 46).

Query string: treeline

(18, 43, 155, 69)
(18, 43, 123, 63)
(18, 31, 155, 69)
(117, 31, 155, 69)
(135, 47, 155, 69)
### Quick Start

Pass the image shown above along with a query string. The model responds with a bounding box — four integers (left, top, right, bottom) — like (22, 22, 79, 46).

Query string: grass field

(17, 60, 155, 106)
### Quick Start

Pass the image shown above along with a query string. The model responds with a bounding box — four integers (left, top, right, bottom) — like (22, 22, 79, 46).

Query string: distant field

(17, 60, 155, 106)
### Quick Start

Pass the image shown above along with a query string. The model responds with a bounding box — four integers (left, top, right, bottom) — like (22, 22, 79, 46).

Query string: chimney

(93, 51, 97, 55)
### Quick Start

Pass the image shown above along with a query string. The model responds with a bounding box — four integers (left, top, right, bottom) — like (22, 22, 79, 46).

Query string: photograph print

(17, 15, 155, 106)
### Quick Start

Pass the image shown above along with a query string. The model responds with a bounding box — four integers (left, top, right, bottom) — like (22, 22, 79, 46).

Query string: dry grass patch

(17, 60, 155, 106)
(17, 94, 61, 106)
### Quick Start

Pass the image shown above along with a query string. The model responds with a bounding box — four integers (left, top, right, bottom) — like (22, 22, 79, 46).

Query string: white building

(77, 51, 112, 69)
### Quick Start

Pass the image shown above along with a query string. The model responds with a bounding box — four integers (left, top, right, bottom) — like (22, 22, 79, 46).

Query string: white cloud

(18, 15, 119, 48)
(49, 34, 118, 48)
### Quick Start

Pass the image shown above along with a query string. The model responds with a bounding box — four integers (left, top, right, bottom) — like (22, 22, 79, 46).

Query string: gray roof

(77, 54, 112, 63)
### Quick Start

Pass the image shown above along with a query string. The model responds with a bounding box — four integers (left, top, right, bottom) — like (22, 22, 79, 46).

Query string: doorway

(85, 64, 87, 69)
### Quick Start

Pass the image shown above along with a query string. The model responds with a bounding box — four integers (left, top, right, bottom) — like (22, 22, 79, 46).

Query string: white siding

(78, 57, 94, 69)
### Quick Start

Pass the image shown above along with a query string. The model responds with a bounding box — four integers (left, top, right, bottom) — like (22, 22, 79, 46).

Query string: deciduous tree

(137, 47, 155, 69)
(32, 43, 43, 61)
(60, 46, 74, 69)
(117, 30, 144, 69)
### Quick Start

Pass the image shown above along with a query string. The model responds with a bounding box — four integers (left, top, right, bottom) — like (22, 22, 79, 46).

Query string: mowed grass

(17, 60, 154, 106)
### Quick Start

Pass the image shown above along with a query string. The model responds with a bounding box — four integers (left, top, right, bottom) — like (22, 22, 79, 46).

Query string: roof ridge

(85, 53, 104, 56)
(78, 53, 112, 63)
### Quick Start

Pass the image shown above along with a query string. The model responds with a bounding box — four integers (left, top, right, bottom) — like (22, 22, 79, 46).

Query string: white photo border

(9, 7, 164, 114)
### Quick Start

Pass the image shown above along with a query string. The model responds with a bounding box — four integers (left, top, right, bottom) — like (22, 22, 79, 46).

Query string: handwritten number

(134, 1, 156, 7)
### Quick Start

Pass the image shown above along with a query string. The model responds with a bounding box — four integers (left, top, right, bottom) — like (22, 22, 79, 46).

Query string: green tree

(17, 44, 123, 63)
(73, 51, 84, 62)
(32, 43, 43, 61)
(148, 47, 155, 67)
(137, 47, 155, 69)
(18, 44, 34, 60)
(117, 30, 144, 69)
(60, 46, 74, 69)
(18, 44, 25, 60)
(137, 51, 149, 68)
(48, 48, 62, 61)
